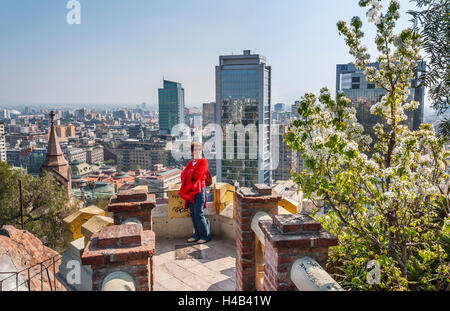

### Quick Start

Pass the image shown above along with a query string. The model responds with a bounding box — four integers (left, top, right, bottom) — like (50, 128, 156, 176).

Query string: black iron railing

(0, 253, 62, 291)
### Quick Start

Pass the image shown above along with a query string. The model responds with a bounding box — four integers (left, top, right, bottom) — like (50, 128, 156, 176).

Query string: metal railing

(0, 253, 63, 291)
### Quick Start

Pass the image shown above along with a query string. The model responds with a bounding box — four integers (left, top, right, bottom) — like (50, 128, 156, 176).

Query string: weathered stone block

(62, 205, 106, 246)
(97, 223, 143, 248)
(81, 215, 114, 246)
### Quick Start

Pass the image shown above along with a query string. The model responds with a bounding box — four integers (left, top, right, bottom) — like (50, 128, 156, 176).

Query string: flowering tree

(285, 0, 449, 290)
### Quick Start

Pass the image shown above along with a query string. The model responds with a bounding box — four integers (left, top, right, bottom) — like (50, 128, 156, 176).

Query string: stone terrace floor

(153, 238, 236, 291)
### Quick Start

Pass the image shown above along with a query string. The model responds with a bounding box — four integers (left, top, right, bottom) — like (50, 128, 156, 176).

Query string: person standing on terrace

(179, 142, 211, 244)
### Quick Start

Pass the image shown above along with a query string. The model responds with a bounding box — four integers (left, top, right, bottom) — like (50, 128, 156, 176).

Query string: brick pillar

(81, 223, 155, 291)
(234, 184, 281, 291)
(259, 213, 338, 291)
(108, 189, 156, 230)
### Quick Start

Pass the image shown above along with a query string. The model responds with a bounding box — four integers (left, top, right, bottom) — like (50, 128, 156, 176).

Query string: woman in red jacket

(178, 142, 211, 244)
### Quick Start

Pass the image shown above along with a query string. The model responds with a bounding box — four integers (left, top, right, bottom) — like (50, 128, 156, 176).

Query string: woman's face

(192, 146, 202, 159)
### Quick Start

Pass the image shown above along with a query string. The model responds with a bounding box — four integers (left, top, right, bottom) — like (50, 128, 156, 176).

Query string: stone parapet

(81, 223, 155, 291)
(260, 213, 338, 291)
(234, 185, 281, 291)
(108, 189, 156, 230)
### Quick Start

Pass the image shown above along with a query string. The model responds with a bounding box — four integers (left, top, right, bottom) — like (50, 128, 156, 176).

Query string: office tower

(215, 50, 272, 187)
(336, 62, 425, 140)
(202, 102, 215, 128)
(129, 124, 144, 139)
(202, 102, 217, 177)
(274, 103, 285, 113)
(158, 80, 185, 135)
(1, 109, 10, 120)
(291, 101, 300, 119)
(0, 121, 6, 162)
(272, 124, 293, 182)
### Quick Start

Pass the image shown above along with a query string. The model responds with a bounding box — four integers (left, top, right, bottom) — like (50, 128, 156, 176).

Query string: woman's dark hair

(191, 142, 203, 155)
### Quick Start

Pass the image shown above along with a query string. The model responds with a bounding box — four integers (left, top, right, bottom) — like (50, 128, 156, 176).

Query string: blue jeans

(189, 187, 211, 241)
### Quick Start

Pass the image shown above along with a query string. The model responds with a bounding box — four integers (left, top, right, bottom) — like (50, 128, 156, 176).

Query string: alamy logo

(366, 260, 381, 285)
(169, 122, 280, 170)
(66, 260, 81, 285)
(66, 0, 81, 25)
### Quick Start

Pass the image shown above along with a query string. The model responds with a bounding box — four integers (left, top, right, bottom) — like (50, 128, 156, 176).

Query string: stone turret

(41, 111, 72, 196)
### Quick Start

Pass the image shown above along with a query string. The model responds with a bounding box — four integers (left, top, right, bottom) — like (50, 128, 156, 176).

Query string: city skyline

(0, 0, 425, 109)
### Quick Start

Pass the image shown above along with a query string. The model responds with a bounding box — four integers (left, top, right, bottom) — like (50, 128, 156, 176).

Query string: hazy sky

(0, 0, 421, 109)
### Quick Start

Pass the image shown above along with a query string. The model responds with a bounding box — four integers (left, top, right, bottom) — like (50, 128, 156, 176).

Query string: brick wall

(108, 189, 156, 230)
(81, 223, 155, 291)
(259, 213, 338, 291)
(234, 184, 281, 291)
(234, 184, 338, 291)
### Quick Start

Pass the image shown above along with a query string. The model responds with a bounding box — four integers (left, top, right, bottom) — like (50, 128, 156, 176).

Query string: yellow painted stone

(168, 184, 190, 218)
(214, 183, 235, 214)
(81, 215, 114, 246)
(278, 197, 299, 214)
(62, 205, 106, 247)
(132, 185, 148, 192)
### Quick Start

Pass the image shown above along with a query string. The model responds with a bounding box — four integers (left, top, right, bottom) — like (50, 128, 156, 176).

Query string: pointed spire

(43, 111, 66, 163)
(41, 111, 72, 196)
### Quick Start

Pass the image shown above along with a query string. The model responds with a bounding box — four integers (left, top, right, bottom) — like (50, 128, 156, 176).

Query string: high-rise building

(0, 121, 6, 162)
(291, 101, 300, 119)
(114, 139, 174, 171)
(274, 103, 285, 113)
(202, 102, 215, 128)
(55, 124, 75, 139)
(158, 80, 185, 135)
(1, 109, 10, 120)
(272, 124, 293, 182)
(215, 50, 272, 187)
(336, 62, 426, 140)
(86, 145, 104, 164)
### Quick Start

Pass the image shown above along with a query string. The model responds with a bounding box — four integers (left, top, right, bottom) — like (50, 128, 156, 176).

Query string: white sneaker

(197, 239, 210, 244)
(187, 237, 198, 243)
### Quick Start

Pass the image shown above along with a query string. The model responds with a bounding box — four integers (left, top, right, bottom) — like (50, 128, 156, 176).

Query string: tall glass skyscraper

(158, 80, 185, 135)
(215, 50, 272, 187)
(336, 62, 425, 140)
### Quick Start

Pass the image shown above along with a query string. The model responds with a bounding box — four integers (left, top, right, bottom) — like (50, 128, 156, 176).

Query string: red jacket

(179, 158, 208, 210)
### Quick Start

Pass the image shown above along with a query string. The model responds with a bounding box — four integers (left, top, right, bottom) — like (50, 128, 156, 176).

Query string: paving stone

(190, 265, 230, 284)
(202, 259, 230, 272)
(153, 266, 173, 282)
(163, 261, 194, 280)
(180, 275, 212, 291)
(152, 238, 236, 291)
(173, 284, 194, 291)
(214, 278, 236, 291)
(173, 258, 201, 269)
(207, 284, 223, 291)
(153, 281, 170, 291)
(158, 277, 185, 290)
